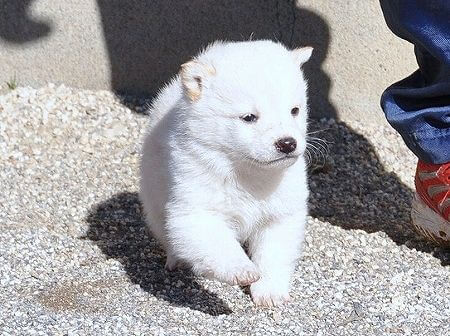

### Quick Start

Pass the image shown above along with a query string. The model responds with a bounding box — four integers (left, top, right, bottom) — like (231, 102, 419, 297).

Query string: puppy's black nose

(275, 137, 297, 154)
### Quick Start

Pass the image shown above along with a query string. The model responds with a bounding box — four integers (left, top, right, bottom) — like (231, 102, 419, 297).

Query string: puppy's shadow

(308, 120, 449, 266)
(84, 192, 232, 315)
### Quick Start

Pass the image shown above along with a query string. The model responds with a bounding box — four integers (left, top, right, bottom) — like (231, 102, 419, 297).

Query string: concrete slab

(0, 0, 417, 122)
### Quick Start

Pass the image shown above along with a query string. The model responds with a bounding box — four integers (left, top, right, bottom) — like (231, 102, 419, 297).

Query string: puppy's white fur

(140, 40, 312, 306)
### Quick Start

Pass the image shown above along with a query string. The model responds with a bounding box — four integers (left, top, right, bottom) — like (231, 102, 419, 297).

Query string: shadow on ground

(84, 193, 232, 316)
(0, 0, 52, 43)
(307, 119, 449, 266)
(96, 0, 335, 119)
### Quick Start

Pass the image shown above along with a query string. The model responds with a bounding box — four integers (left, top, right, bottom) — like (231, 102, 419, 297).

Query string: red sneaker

(411, 160, 450, 247)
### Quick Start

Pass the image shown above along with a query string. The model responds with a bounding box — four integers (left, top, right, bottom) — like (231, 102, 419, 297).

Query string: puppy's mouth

(266, 155, 299, 165)
(245, 155, 299, 167)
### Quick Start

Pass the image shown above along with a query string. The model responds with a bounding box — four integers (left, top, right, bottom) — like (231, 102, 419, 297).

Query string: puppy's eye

(240, 114, 258, 122)
(291, 107, 300, 116)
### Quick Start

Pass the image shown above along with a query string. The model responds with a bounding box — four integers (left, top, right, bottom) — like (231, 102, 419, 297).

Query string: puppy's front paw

(231, 267, 261, 286)
(250, 279, 291, 307)
(207, 261, 260, 286)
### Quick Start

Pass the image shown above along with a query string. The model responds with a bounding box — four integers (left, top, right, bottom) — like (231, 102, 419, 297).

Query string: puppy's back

(147, 76, 183, 129)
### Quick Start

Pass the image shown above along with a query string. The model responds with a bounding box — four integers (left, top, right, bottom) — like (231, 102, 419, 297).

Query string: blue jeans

(380, 0, 450, 164)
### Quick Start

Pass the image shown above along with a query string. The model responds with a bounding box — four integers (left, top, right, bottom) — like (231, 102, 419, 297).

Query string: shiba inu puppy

(140, 40, 312, 306)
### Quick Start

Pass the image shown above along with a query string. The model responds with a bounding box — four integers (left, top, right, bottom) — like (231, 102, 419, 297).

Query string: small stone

(105, 122, 126, 138)
(272, 311, 282, 322)
(391, 295, 406, 309)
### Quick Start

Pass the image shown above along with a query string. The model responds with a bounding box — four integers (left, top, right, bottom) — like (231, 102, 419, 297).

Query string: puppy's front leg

(248, 215, 305, 307)
(167, 210, 260, 286)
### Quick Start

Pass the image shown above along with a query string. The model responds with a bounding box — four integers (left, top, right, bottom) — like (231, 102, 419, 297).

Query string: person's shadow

(0, 1, 52, 43)
(96, 0, 335, 120)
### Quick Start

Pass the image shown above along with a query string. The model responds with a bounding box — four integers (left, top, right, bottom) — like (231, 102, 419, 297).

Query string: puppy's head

(180, 40, 312, 170)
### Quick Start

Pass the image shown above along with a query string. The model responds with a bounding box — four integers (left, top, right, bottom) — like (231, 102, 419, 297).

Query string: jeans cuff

(404, 128, 450, 164)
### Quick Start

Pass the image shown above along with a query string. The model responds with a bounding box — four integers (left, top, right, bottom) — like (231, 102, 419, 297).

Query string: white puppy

(140, 40, 312, 307)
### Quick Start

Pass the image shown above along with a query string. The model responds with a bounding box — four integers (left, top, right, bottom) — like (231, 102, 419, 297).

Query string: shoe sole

(411, 192, 450, 248)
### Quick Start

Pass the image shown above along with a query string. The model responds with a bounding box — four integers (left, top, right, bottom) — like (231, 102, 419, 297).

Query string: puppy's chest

(218, 184, 280, 238)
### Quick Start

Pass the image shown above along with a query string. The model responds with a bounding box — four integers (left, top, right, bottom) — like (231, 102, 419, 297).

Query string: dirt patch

(38, 278, 121, 313)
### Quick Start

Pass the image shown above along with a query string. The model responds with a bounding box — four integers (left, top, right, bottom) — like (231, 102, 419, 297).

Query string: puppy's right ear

(180, 60, 216, 102)
(291, 46, 313, 67)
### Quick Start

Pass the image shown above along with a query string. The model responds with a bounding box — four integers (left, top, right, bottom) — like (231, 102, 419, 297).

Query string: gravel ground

(1, 84, 449, 336)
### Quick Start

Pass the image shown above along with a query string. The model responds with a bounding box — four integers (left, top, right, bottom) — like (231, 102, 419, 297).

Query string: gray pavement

(0, 85, 449, 335)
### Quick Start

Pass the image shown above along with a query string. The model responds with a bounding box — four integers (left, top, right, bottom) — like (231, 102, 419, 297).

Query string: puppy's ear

(180, 60, 216, 102)
(291, 47, 313, 67)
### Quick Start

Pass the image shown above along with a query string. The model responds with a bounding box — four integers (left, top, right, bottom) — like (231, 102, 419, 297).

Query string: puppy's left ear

(291, 46, 313, 67)
(180, 60, 216, 102)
